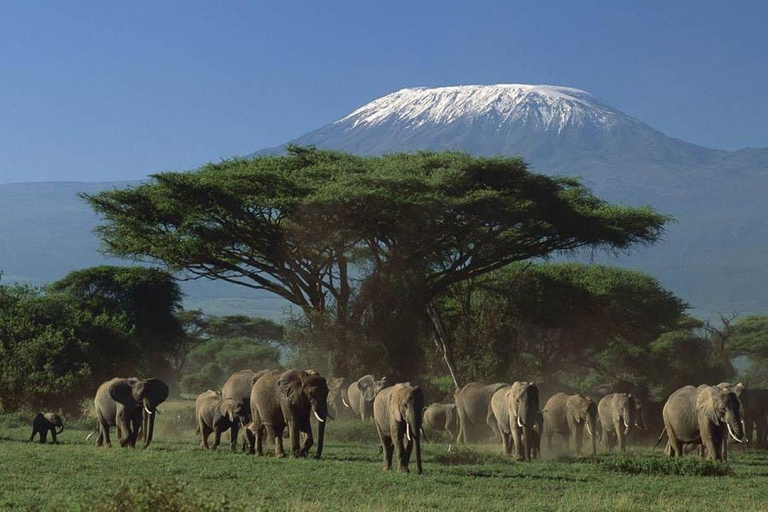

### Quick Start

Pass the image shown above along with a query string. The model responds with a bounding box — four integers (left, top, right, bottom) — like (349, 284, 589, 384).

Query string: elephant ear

(109, 379, 139, 408)
(391, 386, 404, 423)
(697, 388, 721, 426)
(140, 379, 170, 406)
(277, 370, 304, 404)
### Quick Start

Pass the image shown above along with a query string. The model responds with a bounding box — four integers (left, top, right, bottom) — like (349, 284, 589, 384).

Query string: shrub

(597, 454, 732, 476)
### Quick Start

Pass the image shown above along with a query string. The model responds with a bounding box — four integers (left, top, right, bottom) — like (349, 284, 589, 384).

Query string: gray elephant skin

(221, 369, 271, 451)
(347, 375, 387, 421)
(598, 393, 636, 453)
(505, 382, 540, 461)
(423, 403, 459, 441)
(29, 412, 64, 444)
(662, 385, 745, 461)
(93, 377, 169, 447)
(327, 377, 353, 420)
(250, 369, 330, 458)
(195, 390, 236, 450)
(373, 382, 424, 474)
(543, 393, 598, 456)
(455, 382, 507, 443)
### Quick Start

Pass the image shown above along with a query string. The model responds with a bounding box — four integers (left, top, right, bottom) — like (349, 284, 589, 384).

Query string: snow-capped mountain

(256, 84, 768, 316)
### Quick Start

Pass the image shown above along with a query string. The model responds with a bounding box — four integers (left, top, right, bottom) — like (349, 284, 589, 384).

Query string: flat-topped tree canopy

(84, 146, 670, 318)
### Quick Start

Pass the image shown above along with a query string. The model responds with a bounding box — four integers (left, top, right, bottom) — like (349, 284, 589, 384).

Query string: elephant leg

(299, 424, 314, 457)
(245, 427, 256, 455)
(40, 429, 47, 444)
(100, 419, 111, 447)
(272, 426, 286, 458)
(511, 427, 524, 461)
(213, 427, 224, 450)
(230, 422, 239, 452)
(394, 429, 408, 473)
(255, 424, 264, 456)
(546, 432, 553, 453)
(562, 433, 570, 454)
(604, 430, 613, 453)
(617, 428, 625, 452)
(573, 427, 582, 456)
(51, 428, 58, 445)
(404, 437, 414, 470)
(287, 421, 301, 457)
(29, 427, 37, 443)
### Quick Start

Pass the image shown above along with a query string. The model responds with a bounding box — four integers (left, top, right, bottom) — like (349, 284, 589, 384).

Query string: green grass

(3, 401, 768, 511)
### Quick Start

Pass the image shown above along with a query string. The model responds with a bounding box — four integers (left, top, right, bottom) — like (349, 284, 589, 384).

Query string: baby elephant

(29, 413, 64, 444)
(195, 390, 236, 450)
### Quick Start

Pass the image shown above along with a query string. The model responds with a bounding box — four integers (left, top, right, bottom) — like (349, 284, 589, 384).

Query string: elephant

(717, 382, 747, 457)
(250, 369, 330, 458)
(490, 385, 513, 453)
(455, 382, 508, 443)
(327, 377, 353, 420)
(347, 375, 388, 421)
(662, 385, 745, 461)
(373, 382, 424, 474)
(423, 403, 459, 441)
(743, 388, 768, 447)
(221, 369, 271, 451)
(543, 393, 598, 456)
(93, 377, 169, 448)
(195, 390, 236, 450)
(29, 412, 64, 444)
(504, 381, 540, 461)
(598, 393, 636, 453)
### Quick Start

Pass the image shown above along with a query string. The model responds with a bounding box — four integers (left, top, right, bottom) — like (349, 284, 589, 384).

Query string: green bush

(101, 480, 232, 511)
(597, 454, 732, 476)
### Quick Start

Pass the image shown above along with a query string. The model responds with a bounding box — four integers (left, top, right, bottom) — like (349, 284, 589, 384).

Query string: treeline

(0, 267, 283, 413)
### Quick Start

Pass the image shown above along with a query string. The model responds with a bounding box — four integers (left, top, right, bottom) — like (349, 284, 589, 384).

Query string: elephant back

(456, 382, 507, 424)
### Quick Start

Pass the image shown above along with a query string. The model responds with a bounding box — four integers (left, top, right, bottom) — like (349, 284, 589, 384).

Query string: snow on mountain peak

(336, 84, 631, 133)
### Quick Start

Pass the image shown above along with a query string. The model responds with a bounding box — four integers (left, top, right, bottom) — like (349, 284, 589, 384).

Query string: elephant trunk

(56, 425, 64, 435)
(316, 415, 325, 458)
(144, 401, 156, 448)
(587, 414, 597, 456)
(726, 411, 745, 443)
(406, 404, 423, 474)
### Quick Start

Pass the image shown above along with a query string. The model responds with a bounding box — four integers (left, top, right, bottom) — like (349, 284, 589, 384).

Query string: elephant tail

(652, 427, 667, 451)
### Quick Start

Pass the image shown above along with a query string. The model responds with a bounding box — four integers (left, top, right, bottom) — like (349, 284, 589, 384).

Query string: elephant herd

(21, 371, 768, 473)
(423, 379, 768, 462)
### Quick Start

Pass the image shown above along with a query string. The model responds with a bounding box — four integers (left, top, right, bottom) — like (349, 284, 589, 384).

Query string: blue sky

(1, 1, 766, 183)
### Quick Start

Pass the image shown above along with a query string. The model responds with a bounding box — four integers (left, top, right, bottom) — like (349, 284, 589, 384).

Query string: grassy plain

(1, 400, 767, 511)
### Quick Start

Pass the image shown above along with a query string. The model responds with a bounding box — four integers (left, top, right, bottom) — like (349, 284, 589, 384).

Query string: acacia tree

(85, 147, 670, 384)
(442, 263, 689, 386)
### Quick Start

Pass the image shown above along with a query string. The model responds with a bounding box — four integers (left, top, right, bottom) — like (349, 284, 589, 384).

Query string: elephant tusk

(727, 422, 743, 443)
(586, 423, 593, 436)
(623, 419, 629, 429)
(145, 406, 154, 416)
(85, 431, 94, 441)
(313, 410, 325, 423)
(517, 415, 523, 428)
(341, 397, 350, 408)
(406, 423, 412, 442)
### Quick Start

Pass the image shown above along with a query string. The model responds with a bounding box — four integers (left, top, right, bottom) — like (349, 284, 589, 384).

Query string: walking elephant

(501, 381, 539, 461)
(543, 393, 598, 456)
(598, 393, 636, 453)
(29, 413, 64, 444)
(93, 377, 169, 448)
(662, 385, 745, 461)
(347, 375, 388, 421)
(743, 388, 768, 447)
(455, 382, 508, 443)
(221, 369, 271, 451)
(424, 403, 459, 441)
(195, 390, 236, 450)
(373, 382, 424, 474)
(250, 369, 330, 458)
(328, 377, 352, 420)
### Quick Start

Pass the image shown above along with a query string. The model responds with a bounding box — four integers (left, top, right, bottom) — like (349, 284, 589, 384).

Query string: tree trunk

(426, 301, 462, 390)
